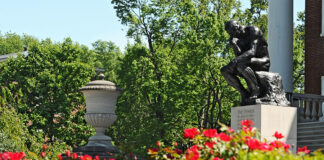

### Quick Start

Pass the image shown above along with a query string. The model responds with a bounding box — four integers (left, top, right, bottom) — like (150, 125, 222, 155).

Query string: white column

(268, 0, 294, 92)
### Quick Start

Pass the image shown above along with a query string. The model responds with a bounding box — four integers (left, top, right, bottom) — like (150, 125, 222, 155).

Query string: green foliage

(0, 38, 96, 147)
(92, 40, 123, 83)
(110, 0, 266, 157)
(293, 11, 305, 93)
(0, 32, 39, 55)
(0, 32, 24, 55)
(0, 107, 28, 152)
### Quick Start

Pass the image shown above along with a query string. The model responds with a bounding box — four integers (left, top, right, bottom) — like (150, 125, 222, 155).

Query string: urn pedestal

(74, 74, 121, 158)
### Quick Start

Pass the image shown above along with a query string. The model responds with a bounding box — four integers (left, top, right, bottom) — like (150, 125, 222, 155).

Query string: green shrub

(0, 106, 69, 159)
(0, 107, 29, 152)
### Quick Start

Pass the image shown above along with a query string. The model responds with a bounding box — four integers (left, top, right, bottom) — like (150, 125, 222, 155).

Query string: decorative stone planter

(75, 74, 122, 157)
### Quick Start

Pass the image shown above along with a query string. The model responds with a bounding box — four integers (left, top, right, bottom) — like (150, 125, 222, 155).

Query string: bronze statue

(221, 20, 272, 105)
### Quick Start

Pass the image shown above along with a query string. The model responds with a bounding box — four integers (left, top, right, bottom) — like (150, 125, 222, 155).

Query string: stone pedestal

(231, 104, 297, 152)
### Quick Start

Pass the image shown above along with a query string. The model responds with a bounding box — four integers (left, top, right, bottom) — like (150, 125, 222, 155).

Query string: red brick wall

(305, 0, 324, 94)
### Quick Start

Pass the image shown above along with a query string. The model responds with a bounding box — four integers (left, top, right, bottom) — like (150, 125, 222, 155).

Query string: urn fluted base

(84, 113, 117, 152)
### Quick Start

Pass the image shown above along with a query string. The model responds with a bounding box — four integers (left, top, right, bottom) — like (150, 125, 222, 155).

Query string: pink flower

(297, 146, 310, 154)
(72, 153, 78, 159)
(227, 127, 235, 133)
(259, 142, 273, 151)
(66, 150, 71, 157)
(212, 158, 224, 160)
(183, 128, 199, 139)
(273, 131, 284, 139)
(203, 129, 218, 138)
(41, 152, 46, 158)
(95, 155, 100, 160)
(240, 119, 254, 128)
(157, 141, 161, 147)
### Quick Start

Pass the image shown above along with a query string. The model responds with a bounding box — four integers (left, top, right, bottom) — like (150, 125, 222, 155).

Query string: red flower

(66, 150, 71, 157)
(204, 141, 216, 149)
(246, 138, 261, 150)
(212, 158, 224, 160)
(3, 152, 26, 160)
(157, 141, 161, 147)
(270, 140, 285, 149)
(57, 154, 63, 160)
(297, 146, 310, 154)
(185, 145, 200, 160)
(95, 155, 100, 160)
(41, 152, 46, 158)
(203, 129, 218, 138)
(283, 143, 290, 152)
(80, 155, 92, 160)
(183, 128, 199, 139)
(240, 119, 254, 128)
(72, 153, 78, 159)
(129, 152, 133, 157)
(273, 131, 284, 139)
(218, 133, 231, 142)
(42, 144, 48, 150)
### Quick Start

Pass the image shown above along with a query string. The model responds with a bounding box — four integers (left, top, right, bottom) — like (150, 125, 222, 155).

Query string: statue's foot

(249, 87, 260, 99)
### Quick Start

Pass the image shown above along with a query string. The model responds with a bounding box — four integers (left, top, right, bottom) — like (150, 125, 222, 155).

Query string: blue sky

(0, 0, 305, 52)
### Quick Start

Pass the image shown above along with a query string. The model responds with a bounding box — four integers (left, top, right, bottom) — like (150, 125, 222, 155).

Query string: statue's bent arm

(234, 39, 258, 64)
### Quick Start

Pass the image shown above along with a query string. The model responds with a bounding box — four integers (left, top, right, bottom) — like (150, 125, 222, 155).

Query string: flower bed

(148, 120, 322, 160)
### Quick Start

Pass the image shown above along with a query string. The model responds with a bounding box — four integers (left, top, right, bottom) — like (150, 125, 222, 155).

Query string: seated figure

(221, 20, 270, 105)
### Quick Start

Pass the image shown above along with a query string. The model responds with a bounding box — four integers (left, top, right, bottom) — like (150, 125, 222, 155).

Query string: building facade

(305, 0, 324, 95)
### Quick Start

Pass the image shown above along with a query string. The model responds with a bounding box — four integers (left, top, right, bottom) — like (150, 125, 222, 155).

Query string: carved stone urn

(79, 74, 121, 153)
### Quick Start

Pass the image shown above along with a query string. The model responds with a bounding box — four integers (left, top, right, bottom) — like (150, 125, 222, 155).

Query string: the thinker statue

(221, 20, 289, 106)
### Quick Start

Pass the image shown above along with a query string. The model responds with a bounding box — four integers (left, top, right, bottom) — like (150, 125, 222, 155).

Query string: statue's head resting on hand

(225, 20, 244, 37)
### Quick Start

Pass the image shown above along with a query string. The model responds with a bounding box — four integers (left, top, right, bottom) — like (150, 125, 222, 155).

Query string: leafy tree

(0, 38, 96, 147)
(110, 0, 255, 156)
(92, 40, 123, 83)
(0, 32, 24, 55)
(0, 32, 39, 55)
(293, 11, 305, 93)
